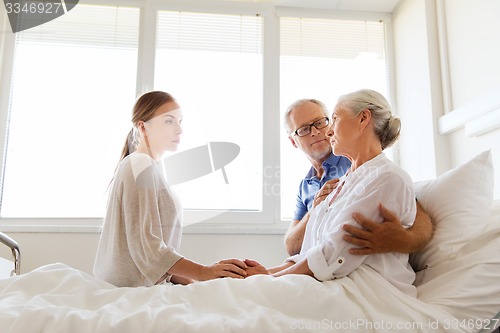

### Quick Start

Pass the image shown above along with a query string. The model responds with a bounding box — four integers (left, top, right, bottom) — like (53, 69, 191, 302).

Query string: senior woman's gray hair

(336, 89, 401, 150)
(283, 99, 329, 134)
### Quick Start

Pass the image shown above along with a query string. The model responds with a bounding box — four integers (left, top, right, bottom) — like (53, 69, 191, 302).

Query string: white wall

(442, 0, 500, 199)
(392, 0, 450, 181)
(444, 0, 500, 106)
(0, 231, 288, 274)
(394, 0, 500, 199)
(0, 232, 100, 273)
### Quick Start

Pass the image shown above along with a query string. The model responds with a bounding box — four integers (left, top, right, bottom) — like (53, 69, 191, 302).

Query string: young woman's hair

(337, 89, 401, 149)
(119, 91, 175, 162)
(283, 98, 328, 134)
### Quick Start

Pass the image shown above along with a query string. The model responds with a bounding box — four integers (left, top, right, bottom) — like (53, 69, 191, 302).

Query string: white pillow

(416, 226, 500, 324)
(485, 200, 500, 232)
(410, 150, 494, 272)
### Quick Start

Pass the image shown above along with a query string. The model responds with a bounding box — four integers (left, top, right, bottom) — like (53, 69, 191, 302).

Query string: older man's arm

(343, 201, 434, 255)
(285, 179, 342, 256)
(284, 214, 310, 256)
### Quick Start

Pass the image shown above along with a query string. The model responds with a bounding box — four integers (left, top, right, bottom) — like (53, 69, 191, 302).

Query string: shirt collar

(304, 153, 343, 181)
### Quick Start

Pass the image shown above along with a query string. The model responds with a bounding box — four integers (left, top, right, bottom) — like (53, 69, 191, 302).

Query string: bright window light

(1, 5, 139, 217)
(0, 6, 391, 224)
(279, 17, 389, 220)
(154, 11, 263, 211)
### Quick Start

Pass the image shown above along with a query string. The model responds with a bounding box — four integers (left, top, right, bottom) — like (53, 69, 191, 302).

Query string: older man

(283, 99, 433, 256)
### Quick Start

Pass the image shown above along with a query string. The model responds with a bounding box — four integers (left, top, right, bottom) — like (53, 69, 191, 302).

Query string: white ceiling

(223, 0, 401, 12)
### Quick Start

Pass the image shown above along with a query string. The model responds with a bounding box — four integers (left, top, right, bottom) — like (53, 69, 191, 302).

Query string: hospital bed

(0, 151, 499, 333)
(0, 231, 20, 278)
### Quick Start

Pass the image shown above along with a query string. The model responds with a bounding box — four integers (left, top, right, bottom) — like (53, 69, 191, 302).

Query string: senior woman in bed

(247, 89, 417, 296)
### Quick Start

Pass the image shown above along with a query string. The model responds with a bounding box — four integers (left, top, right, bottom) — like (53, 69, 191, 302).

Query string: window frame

(0, 0, 394, 234)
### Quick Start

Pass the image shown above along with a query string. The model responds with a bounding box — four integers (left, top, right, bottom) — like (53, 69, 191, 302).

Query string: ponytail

(111, 128, 136, 180)
(119, 128, 137, 163)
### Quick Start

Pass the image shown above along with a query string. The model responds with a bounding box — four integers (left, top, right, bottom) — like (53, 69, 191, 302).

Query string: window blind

(156, 11, 262, 54)
(154, 10, 263, 213)
(279, 16, 389, 220)
(2, 4, 139, 218)
(15, 5, 139, 49)
(281, 17, 385, 59)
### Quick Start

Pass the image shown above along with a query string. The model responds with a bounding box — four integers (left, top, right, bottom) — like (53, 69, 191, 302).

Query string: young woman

(93, 91, 247, 287)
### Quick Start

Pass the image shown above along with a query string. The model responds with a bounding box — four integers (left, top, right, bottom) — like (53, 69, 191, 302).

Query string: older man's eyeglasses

(292, 117, 330, 137)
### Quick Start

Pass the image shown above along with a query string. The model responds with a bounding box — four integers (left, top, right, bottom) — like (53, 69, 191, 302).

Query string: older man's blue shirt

(293, 154, 351, 221)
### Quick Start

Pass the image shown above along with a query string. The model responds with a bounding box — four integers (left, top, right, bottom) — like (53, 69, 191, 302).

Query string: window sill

(438, 88, 500, 137)
(0, 219, 289, 235)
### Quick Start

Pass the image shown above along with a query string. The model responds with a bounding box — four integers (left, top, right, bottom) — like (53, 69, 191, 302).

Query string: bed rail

(0, 231, 21, 276)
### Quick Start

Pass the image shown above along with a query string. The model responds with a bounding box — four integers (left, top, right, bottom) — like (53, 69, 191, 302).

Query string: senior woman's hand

(243, 259, 270, 277)
(312, 178, 341, 208)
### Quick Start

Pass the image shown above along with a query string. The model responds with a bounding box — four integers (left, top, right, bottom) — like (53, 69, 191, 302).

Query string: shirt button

(338, 259, 343, 264)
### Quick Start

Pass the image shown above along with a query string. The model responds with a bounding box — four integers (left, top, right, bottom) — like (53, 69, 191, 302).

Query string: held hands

(313, 178, 340, 208)
(196, 258, 273, 281)
(242, 259, 270, 277)
(203, 258, 270, 280)
(200, 259, 248, 280)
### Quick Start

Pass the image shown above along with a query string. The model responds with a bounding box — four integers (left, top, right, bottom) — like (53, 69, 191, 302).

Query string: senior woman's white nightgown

(287, 153, 417, 296)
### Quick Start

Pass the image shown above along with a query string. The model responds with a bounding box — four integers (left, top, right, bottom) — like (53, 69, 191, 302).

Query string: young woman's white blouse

(287, 153, 417, 296)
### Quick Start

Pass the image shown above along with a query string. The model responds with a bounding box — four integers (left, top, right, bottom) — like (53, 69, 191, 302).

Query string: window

(154, 11, 263, 212)
(279, 17, 389, 220)
(0, 5, 139, 217)
(0, 2, 391, 228)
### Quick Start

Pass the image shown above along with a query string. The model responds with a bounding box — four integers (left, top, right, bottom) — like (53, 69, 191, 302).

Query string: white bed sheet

(1, 208, 499, 333)
(0, 260, 486, 333)
(0, 257, 14, 279)
(1, 203, 499, 332)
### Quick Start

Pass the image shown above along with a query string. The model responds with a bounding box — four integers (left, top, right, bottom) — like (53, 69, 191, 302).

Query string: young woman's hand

(243, 259, 270, 277)
(170, 275, 194, 285)
(200, 259, 248, 280)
